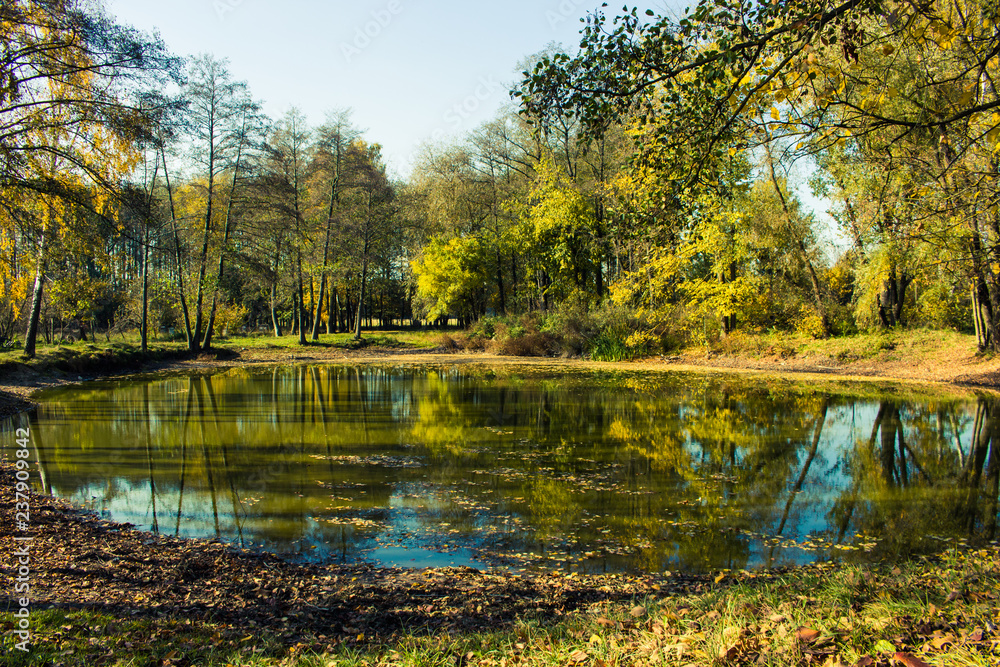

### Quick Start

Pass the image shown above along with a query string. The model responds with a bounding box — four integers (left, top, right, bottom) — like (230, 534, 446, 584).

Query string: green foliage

(521, 159, 601, 300)
(412, 236, 487, 322)
(914, 281, 972, 332)
(213, 302, 249, 338)
(589, 330, 634, 362)
(794, 306, 828, 340)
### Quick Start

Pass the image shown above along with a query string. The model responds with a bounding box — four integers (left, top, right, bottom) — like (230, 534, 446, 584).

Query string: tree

(259, 109, 312, 344)
(341, 141, 394, 340)
(306, 109, 360, 339)
(182, 54, 255, 351)
(0, 0, 180, 358)
(521, 159, 599, 307)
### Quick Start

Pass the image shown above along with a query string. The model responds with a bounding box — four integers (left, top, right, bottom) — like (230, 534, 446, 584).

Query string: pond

(10, 363, 1000, 574)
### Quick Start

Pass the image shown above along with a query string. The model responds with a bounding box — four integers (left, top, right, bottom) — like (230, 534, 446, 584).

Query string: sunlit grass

(0, 328, 445, 373)
(5, 547, 997, 667)
(713, 327, 979, 364)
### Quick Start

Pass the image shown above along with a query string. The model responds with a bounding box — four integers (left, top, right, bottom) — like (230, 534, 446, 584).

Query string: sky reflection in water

(18, 364, 1000, 573)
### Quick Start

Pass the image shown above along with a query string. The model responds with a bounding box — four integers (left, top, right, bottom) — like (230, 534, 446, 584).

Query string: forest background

(3, 0, 999, 363)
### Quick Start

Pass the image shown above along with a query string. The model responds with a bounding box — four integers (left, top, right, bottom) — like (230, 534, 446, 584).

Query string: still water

(14, 364, 1000, 573)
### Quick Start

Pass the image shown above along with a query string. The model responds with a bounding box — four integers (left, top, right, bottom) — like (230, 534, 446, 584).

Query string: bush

(496, 331, 556, 357)
(589, 331, 633, 361)
(214, 303, 249, 338)
(794, 306, 827, 339)
(437, 334, 462, 352)
(540, 293, 597, 357)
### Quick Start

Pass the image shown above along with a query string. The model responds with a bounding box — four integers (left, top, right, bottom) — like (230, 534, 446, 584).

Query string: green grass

(709, 327, 978, 364)
(0, 329, 445, 379)
(588, 332, 637, 362)
(3, 547, 998, 667)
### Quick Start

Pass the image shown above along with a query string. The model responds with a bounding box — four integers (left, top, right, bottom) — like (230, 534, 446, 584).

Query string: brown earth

(0, 460, 719, 645)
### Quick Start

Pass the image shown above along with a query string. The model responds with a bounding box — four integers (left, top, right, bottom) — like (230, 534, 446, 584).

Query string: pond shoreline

(0, 459, 720, 636)
(2, 337, 999, 419)
(2, 458, 998, 666)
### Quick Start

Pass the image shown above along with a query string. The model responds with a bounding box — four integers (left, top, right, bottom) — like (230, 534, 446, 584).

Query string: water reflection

(11, 365, 1000, 574)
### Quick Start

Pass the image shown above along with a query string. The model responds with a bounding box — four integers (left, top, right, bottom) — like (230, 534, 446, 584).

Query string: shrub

(496, 331, 556, 357)
(214, 303, 249, 338)
(794, 306, 827, 339)
(437, 334, 462, 352)
(589, 331, 633, 361)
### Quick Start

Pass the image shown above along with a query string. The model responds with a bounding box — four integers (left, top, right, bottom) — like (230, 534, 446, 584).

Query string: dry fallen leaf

(630, 605, 646, 618)
(893, 653, 933, 667)
(718, 644, 740, 661)
(569, 649, 589, 663)
(796, 627, 822, 643)
(927, 634, 957, 650)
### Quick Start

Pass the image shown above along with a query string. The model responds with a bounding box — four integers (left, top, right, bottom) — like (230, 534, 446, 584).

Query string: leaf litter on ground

(1, 461, 998, 667)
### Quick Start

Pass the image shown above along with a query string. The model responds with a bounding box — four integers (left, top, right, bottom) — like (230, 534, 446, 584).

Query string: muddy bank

(3, 337, 998, 420)
(0, 461, 714, 642)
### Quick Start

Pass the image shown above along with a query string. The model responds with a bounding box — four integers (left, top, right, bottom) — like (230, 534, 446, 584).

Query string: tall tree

(307, 109, 359, 339)
(182, 54, 252, 351)
(260, 108, 312, 345)
(0, 0, 179, 357)
(343, 141, 393, 340)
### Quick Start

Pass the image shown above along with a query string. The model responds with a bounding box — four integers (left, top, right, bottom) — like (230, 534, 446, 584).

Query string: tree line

(3, 0, 999, 359)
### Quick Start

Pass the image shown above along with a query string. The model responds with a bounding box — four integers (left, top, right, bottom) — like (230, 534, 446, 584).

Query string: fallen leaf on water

(893, 653, 933, 667)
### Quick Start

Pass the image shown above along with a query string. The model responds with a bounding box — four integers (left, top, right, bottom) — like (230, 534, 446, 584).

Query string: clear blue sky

(104, 0, 688, 178)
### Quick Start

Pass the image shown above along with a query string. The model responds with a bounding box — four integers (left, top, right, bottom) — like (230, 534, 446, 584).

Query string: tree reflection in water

(11, 365, 999, 574)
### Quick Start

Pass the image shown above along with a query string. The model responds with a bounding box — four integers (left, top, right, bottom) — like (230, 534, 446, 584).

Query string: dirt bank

(2, 333, 999, 419)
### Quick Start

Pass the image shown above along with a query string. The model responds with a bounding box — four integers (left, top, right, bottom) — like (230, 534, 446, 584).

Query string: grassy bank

(2, 534, 998, 667)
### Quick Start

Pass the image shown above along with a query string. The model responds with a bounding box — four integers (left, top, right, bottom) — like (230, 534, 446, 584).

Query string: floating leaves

(308, 454, 425, 468)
